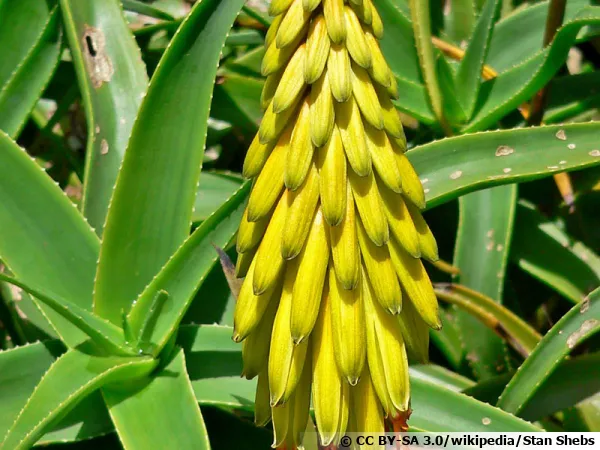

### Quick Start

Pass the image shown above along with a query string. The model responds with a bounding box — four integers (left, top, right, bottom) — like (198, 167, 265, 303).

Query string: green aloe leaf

(122, 0, 176, 20)
(445, 0, 476, 43)
(452, 185, 517, 379)
(410, 364, 475, 392)
(127, 182, 249, 354)
(212, 73, 263, 132)
(454, 0, 501, 120)
(60, 0, 149, 234)
(465, 6, 600, 132)
(408, 122, 600, 210)
(193, 172, 244, 223)
(1, 349, 156, 450)
(94, 0, 247, 325)
(498, 288, 600, 415)
(393, 77, 436, 125)
(0, 131, 99, 348)
(544, 72, 600, 124)
(511, 200, 600, 304)
(102, 348, 210, 450)
(0, 7, 62, 137)
(430, 310, 465, 370)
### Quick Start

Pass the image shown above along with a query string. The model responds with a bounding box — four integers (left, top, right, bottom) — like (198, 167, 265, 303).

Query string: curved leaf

(94, 0, 247, 324)
(193, 172, 244, 223)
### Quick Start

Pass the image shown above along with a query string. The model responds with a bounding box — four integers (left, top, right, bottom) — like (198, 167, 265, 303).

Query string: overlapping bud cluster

(233, 0, 441, 447)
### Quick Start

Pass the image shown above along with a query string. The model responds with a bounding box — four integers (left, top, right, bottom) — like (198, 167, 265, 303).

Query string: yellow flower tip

(347, 374, 360, 386)
(232, 333, 243, 343)
(303, 0, 321, 12)
(323, 0, 346, 44)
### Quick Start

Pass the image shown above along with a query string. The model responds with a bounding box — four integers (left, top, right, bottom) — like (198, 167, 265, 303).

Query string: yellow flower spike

(394, 152, 426, 209)
(272, 44, 307, 114)
(377, 180, 421, 257)
(305, 15, 331, 85)
(253, 194, 288, 295)
(397, 295, 431, 363)
(352, 0, 372, 26)
(365, 32, 390, 88)
(352, 367, 385, 437)
(351, 63, 383, 130)
(272, 401, 292, 448)
(329, 266, 366, 384)
(247, 133, 288, 221)
(242, 293, 280, 378)
(269, 0, 294, 16)
(388, 237, 441, 329)
(282, 164, 320, 259)
(317, 126, 347, 226)
(330, 185, 360, 289)
(237, 207, 270, 253)
(261, 70, 282, 111)
(269, 260, 310, 406)
(309, 71, 335, 147)
(323, 0, 346, 44)
(363, 274, 410, 417)
(255, 371, 272, 427)
(327, 43, 352, 102)
(235, 248, 255, 278)
(285, 100, 314, 191)
(243, 132, 277, 179)
(344, 6, 372, 69)
(349, 169, 388, 246)
(348, 0, 363, 6)
(368, 0, 384, 39)
(357, 219, 401, 314)
(364, 124, 403, 194)
(336, 97, 371, 177)
(407, 202, 439, 262)
(312, 288, 349, 446)
(262, 37, 299, 77)
(266, 14, 284, 49)
(386, 70, 399, 99)
(291, 350, 313, 448)
(291, 208, 330, 343)
(303, 0, 321, 12)
(277, 0, 311, 49)
(375, 84, 405, 139)
(234, 258, 280, 342)
(259, 92, 304, 144)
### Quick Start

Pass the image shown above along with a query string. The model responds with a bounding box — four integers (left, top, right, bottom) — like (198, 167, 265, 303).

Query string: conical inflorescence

(233, 0, 441, 447)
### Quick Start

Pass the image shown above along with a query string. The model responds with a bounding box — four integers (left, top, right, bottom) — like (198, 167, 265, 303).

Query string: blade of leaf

(497, 287, 600, 415)
(127, 182, 250, 353)
(454, 0, 501, 120)
(511, 200, 600, 303)
(0, 7, 62, 137)
(60, 0, 149, 234)
(452, 184, 517, 379)
(102, 348, 210, 450)
(446, 0, 477, 43)
(406, 122, 600, 210)
(193, 172, 243, 223)
(393, 77, 436, 125)
(121, 0, 176, 20)
(410, 364, 475, 392)
(94, 0, 247, 325)
(0, 131, 99, 347)
(1, 349, 156, 450)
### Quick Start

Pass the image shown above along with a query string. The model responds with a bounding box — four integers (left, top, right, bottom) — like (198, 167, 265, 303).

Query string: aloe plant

(1, 0, 600, 448)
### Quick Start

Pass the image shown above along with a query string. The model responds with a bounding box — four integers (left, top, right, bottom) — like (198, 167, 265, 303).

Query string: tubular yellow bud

(237, 207, 269, 253)
(375, 83, 405, 139)
(349, 169, 388, 246)
(387, 70, 399, 99)
(258, 93, 303, 144)
(351, 63, 383, 130)
(323, 0, 346, 44)
(277, 0, 311, 49)
(234, 258, 279, 342)
(247, 132, 288, 221)
(253, 193, 288, 295)
(369, 0, 384, 39)
(329, 267, 366, 384)
(377, 180, 420, 257)
(269, 0, 294, 16)
(291, 209, 329, 343)
(265, 14, 284, 48)
(336, 97, 371, 177)
(357, 220, 401, 314)
(352, 367, 385, 436)
(243, 132, 276, 180)
(303, 0, 321, 11)
(269, 260, 309, 405)
(317, 126, 347, 226)
(364, 124, 402, 194)
(273, 44, 307, 114)
(352, 0, 372, 26)
(397, 295, 430, 363)
(242, 292, 280, 378)
(272, 401, 291, 448)
(365, 32, 390, 87)
(261, 71, 282, 111)
(262, 38, 298, 77)
(407, 202, 439, 262)
(285, 99, 314, 191)
(282, 164, 320, 259)
(255, 371, 272, 427)
(309, 71, 335, 147)
(344, 6, 371, 69)
(312, 289, 350, 446)
(330, 185, 360, 289)
(290, 351, 313, 447)
(235, 248, 255, 278)
(327, 43, 352, 102)
(363, 275, 410, 417)
(388, 237, 441, 329)
(394, 152, 426, 209)
(305, 15, 330, 84)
